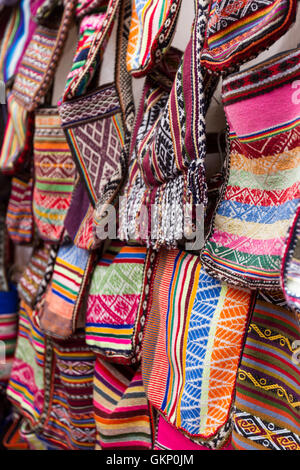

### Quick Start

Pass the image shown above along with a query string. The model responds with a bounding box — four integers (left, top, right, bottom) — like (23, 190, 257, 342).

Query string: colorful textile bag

(93, 358, 152, 449)
(200, 0, 298, 73)
(11, 0, 76, 111)
(232, 295, 300, 451)
(154, 413, 233, 450)
(119, 0, 219, 249)
(39, 332, 96, 450)
(17, 242, 51, 308)
(281, 203, 300, 320)
(126, 0, 182, 77)
(86, 240, 152, 364)
(201, 46, 300, 290)
(61, 0, 134, 247)
(0, 0, 45, 83)
(32, 107, 76, 243)
(0, 284, 18, 392)
(38, 242, 95, 339)
(142, 248, 254, 449)
(6, 174, 34, 244)
(6, 300, 46, 428)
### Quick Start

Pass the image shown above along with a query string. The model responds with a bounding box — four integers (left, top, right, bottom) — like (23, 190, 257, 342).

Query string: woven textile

(64, 177, 96, 249)
(0, 209, 8, 293)
(281, 203, 300, 320)
(0, 93, 28, 173)
(119, 0, 219, 248)
(12, 0, 75, 111)
(201, 47, 300, 289)
(7, 300, 46, 427)
(232, 297, 300, 450)
(86, 241, 148, 364)
(60, 84, 124, 207)
(200, 0, 298, 73)
(93, 358, 152, 449)
(6, 175, 34, 244)
(0, 284, 18, 391)
(154, 414, 233, 450)
(76, 0, 107, 18)
(0, 0, 45, 83)
(142, 248, 254, 448)
(38, 242, 94, 339)
(126, 0, 182, 77)
(40, 332, 96, 450)
(18, 243, 51, 308)
(63, 0, 119, 100)
(33, 107, 76, 243)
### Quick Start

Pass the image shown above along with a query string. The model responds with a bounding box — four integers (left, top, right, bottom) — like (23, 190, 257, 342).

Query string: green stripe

(229, 167, 300, 191)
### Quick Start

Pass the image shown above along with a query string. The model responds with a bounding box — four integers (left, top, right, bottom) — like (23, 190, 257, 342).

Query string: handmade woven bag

(232, 295, 300, 450)
(281, 203, 300, 321)
(38, 332, 96, 450)
(85, 240, 153, 364)
(6, 175, 34, 244)
(6, 300, 47, 428)
(60, 0, 134, 248)
(0, 0, 45, 83)
(142, 247, 255, 449)
(126, 0, 182, 77)
(200, 0, 298, 74)
(201, 46, 300, 290)
(11, 0, 76, 111)
(119, 0, 219, 249)
(37, 242, 95, 339)
(93, 358, 152, 450)
(0, 284, 18, 392)
(32, 107, 76, 243)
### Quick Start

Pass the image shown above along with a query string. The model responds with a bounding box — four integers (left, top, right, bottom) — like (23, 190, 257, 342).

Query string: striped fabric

(39, 243, 92, 339)
(33, 107, 76, 243)
(0, 284, 18, 391)
(7, 300, 45, 427)
(18, 243, 51, 308)
(93, 358, 152, 449)
(126, 0, 182, 77)
(201, 0, 297, 72)
(0, 0, 45, 82)
(40, 333, 96, 450)
(232, 297, 300, 450)
(0, 93, 28, 173)
(12, 1, 75, 111)
(281, 203, 300, 320)
(201, 46, 300, 289)
(154, 414, 233, 450)
(76, 0, 107, 18)
(142, 248, 254, 449)
(6, 176, 33, 244)
(63, 0, 119, 100)
(86, 241, 147, 363)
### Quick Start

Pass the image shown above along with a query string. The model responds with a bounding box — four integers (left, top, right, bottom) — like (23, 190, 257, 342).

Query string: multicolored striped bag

(93, 358, 152, 449)
(201, 45, 300, 290)
(37, 242, 95, 339)
(17, 242, 51, 308)
(281, 203, 300, 321)
(39, 332, 96, 450)
(119, 0, 219, 249)
(200, 0, 298, 73)
(6, 174, 34, 244)
(0, 284, 18, 392)
(0, 0, 45, 83)
(86, 240, 152, 364)
(126, 0, 182, 77)
(142, 248, 254, 449)
(232, 295, 300, 451)
(32, 107, 76, 243)
(11, 0, 76, 111)
(7, 300, 46, 428)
